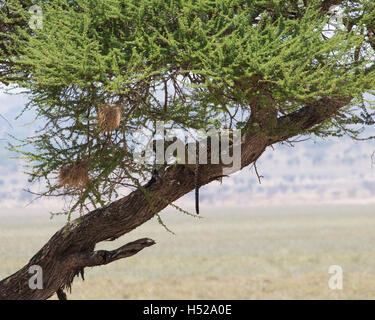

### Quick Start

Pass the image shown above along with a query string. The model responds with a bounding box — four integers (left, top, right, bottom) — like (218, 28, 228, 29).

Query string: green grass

(1, 205, 375, 299)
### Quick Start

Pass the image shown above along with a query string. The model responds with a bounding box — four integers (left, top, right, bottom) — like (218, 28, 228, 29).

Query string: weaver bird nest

(58, 161, 89, 189)
(98, 104, 122, 132)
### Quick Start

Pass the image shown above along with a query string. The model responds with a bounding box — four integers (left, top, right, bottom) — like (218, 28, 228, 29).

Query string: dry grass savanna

(1, 205, 375, 300)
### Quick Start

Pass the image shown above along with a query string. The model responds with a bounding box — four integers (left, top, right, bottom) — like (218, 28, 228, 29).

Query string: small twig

(253, 161, 263, 184)
(0, 114, 12, 129)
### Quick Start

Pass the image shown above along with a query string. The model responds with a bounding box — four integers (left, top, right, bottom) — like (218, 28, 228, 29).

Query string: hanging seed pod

(98, 104, 122, 132)
(58, 160, 89, 189)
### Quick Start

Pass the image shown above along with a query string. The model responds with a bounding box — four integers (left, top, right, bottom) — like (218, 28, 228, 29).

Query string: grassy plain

(1, 205, 375, 299)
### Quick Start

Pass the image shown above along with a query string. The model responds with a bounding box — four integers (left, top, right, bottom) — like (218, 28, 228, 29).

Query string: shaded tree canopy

(1, 0, 375, 217)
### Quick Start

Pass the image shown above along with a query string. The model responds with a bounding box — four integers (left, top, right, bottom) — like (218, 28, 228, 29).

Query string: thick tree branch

(0, 96, 352, 300)
(67, 238, 156, 268)
(271, 96, 353, 143)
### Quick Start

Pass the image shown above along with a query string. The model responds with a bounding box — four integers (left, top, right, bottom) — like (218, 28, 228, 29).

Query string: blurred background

(1, 90, 375, 299)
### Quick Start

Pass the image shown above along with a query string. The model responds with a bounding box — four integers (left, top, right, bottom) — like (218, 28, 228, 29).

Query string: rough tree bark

(0, 96, 351, 300)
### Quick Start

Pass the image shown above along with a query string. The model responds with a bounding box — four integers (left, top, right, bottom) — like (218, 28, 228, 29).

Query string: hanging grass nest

(98, 104, 122, 132)
(58, 161, 89, 189)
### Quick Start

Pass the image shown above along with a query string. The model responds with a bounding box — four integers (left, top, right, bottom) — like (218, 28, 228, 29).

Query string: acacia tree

(0, 0, 374, 300)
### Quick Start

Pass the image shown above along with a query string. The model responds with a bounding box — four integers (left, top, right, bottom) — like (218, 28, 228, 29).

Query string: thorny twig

(251, 161, 264, 184)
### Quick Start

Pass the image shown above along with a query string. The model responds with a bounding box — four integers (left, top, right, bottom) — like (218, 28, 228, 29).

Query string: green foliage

(1, 0, 375, 217)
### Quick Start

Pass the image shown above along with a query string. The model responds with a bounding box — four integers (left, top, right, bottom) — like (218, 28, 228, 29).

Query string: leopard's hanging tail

(195, 141, 200, 215)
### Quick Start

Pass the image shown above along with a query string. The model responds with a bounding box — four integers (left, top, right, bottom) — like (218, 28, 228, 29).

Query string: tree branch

(0, 96, 352, 300)
(67, 238, 156, 268)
